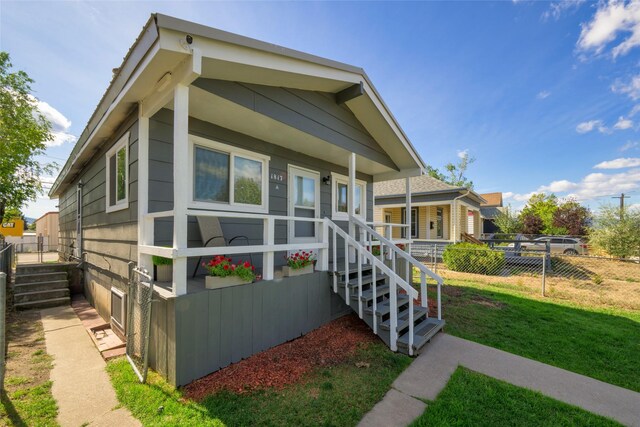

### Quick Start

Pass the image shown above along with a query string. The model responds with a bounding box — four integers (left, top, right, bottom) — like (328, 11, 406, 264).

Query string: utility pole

(612, 193, 630, 220)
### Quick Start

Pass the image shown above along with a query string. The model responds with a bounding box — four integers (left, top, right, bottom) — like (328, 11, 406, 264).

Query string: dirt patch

(4, 310, 52, 388)
(183, 314, 377, 400)
(470, 295, 506, 309)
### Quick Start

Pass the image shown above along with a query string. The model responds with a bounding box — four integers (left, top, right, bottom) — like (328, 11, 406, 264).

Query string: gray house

(50, 14, 443, 386)
(374, 175, 486, 243)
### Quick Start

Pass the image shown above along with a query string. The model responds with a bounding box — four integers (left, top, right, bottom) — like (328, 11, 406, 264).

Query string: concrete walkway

(41, 305, 141, 427)
(360, 334, 640, 427)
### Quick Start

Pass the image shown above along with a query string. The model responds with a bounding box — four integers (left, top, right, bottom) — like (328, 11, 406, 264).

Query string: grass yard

(411, 367, 621, 427)
(432, 277, 640, 392)
(108, 341, 411, 426)
(0, 310, 58, 427)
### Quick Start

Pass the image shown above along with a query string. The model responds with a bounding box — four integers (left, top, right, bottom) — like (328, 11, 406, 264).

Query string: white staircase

(325, 217, 445, 356)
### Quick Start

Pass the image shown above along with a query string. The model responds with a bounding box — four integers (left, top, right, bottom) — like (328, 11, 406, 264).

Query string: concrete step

(16, 263, 72, 275)
(14, 296, 70, 310)
(14, 271, 67, 284)
(14, 288, 70, 304)
(13, 279, 69, 293)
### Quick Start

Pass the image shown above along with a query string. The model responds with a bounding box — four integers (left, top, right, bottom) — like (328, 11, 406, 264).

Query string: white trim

(331, 172, 366, 221)
(287, 165, 320, 245)
(188, 134, 270, 214)
(105, 132, 130, 213)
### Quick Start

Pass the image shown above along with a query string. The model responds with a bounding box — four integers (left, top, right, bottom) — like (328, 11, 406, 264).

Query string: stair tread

(364, 294, 410, 316)
(14, 288, 69, 296)
(14, 279, 68, 287)
(380, 306, 429, 331)
(344, 274, 387, 288)
(14, 296, 70, 308)
(397, 318, 446, 350)
(15, 271, 66, 278)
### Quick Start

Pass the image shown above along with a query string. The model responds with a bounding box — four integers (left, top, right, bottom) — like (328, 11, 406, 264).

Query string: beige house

(374, 176, 486, 243)
(35, 211, 59, 252)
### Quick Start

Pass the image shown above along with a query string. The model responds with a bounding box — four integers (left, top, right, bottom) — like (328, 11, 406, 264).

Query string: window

(189, 135, 269, 212)
(105, 133, 129, 213)
(331, 173, 366, 220)
(401, 207, 418, 238)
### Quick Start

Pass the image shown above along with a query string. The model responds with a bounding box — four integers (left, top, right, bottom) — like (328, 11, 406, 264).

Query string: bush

(442, 243, 505, 275)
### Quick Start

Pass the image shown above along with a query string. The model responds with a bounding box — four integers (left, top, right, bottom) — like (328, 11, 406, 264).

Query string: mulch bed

(183, 314, 377, 400)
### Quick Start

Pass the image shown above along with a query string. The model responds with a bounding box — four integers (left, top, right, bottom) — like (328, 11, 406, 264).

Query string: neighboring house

(479, 192, 503, 235)
(374, 175, 486, 243)
(35, 211, 59, 252)
(49, 14, 443, 386)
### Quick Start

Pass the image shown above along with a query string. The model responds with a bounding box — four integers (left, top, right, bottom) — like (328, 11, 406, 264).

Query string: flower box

(156, 264, 173, 282)
(205, 275, 252, 289)
(282, 264, 314, 277)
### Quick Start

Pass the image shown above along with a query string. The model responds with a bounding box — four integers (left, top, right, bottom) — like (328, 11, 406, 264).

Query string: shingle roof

(480, 192, 503, 207)
(480, 207, 502, 219)
(374, 175, 460, 197)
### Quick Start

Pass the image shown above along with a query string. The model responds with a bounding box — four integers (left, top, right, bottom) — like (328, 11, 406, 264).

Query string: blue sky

(2, 0, 640, 218)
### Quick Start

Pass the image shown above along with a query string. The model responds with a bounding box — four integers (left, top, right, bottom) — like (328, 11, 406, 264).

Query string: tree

(426, 151, 475, 189)
(0, 52, 54, 219)
(521, 212, 544, 235)
(519, 193, 565, 235)
(493, 205, 522, 234)
(552, 198, 591, 236)
(589, 205, 640, 258)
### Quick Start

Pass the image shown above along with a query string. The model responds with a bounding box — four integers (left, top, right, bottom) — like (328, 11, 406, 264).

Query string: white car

(512, 237, 588, 255)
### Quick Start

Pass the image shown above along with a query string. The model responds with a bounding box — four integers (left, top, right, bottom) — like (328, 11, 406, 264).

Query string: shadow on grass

(0, 389, 26, 427)
(439, 283, 640, 392)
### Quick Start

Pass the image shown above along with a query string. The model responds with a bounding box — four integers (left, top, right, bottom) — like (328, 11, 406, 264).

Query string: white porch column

(405, 177, 411, 281)
(172, 84, 189, 296)
(348, 153, 356, 263)
(452, 201, 457, 242)
(137, 109, 152, 273)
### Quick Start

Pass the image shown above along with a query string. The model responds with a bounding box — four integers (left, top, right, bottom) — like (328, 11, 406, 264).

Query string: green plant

(442, 243, 505, 275)
(152, 255, 172, 266)
(592, 274, 604, 285)
(285, 251, 315, 269)
(204, 256, 256, 281)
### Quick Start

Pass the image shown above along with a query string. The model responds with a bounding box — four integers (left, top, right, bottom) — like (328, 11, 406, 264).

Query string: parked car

(509, 237, 588, 255)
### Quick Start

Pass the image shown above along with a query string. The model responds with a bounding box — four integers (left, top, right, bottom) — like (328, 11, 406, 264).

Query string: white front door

(288, 166, 320, 245)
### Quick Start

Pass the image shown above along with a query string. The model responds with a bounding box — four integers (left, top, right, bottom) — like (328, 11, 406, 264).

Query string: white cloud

(577, 0, 640, 58)
(576, 119, 608, 133)
(620, 140, 640, 151)
(538, 179, 580, 192)
(36, 100, 77, 147)
(630, 104, 640, 116)
(543, 0, 586, 21)
(457, 149, 469, 159)
(503, 191, 514, 199)
(612, 74, 640, 100)
(614, 116, 634, 129)
(536, 90, 551, 99)
(594, 157, 640, 168)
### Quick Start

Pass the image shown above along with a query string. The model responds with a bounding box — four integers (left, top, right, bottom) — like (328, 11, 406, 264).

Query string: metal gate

(126, 262, 154, 383)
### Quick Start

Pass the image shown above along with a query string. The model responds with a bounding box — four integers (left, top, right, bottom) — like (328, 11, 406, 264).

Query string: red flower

(243, 261, 251, 268)
(223, 265, 229, 270)
(251, 266, 255, 271)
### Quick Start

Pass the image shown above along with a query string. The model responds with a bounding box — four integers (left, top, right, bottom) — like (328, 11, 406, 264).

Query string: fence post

(541, 252, 546, 297)
(0, 272, 6, 390)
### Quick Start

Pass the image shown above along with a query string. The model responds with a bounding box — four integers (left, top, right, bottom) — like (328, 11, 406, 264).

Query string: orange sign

(0, 219, 25, 237)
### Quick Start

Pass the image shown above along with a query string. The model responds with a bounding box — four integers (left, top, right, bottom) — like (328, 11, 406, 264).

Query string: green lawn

(411, 367, 621, 427)
(436, 279, 640, 392)
(107, 342, 411, 426)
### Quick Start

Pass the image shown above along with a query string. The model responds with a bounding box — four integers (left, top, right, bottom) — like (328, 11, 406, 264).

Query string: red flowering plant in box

(284, 251, 316, 270)
(204, 256, 256, 281)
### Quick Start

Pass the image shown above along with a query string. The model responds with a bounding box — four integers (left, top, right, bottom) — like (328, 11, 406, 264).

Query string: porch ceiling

(164, 85, 401, 177)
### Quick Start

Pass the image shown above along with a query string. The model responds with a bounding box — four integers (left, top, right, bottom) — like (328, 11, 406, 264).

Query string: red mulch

(182, 314, 377, 400)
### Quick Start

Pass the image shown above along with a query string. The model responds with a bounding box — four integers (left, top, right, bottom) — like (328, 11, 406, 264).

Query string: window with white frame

(401, 207, 418, 238)
(105, 132, 129, 213)
(331, 173, 366, 220)
(189, 135, 270, 212)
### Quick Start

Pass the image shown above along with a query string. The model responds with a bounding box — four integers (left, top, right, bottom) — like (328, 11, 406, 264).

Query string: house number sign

(269, 170, 286, 183)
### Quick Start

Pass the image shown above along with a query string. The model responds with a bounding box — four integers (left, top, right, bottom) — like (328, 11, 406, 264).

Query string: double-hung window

(331, 173, 366, 220)
(189, 135, 270, 212)
(400, 207, 418, 238)
(105, 132, 129, 213)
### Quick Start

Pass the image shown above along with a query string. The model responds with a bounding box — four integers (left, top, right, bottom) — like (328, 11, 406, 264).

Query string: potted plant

(283, 251, 315, 277)
(204, 256, 256, 289)
(152, 255, 173, 282)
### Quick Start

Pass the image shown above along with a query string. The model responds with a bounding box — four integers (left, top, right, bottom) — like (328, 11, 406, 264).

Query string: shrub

(152, 255, 172, 266)
(442, 242, 505, 276)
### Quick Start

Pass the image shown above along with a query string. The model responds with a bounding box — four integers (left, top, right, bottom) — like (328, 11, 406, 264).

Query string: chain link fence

(411, 243, 640, 311)
(126, 263, 154, 383)
(0, 243, 14, 390)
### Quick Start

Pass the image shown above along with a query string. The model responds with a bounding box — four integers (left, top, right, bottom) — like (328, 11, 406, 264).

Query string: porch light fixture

(322, 175, 331, 185)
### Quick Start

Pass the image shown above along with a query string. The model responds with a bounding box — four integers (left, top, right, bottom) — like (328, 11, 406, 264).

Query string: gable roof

(375, 175, 458, 197)
(480, 192, 503, 207)
(50, 14, 427, 197)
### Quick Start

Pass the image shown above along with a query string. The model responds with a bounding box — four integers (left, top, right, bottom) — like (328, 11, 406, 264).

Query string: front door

(436, 207, 444, 239)
(288, 166, 320, 245)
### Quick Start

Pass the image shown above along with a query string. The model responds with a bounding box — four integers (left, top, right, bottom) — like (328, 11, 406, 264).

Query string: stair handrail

(351, 216, 443, 321)
(325, 218, 417, 353)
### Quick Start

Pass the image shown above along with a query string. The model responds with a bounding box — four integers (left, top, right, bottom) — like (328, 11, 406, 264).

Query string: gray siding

(58, 111, 139, 320)
(192, 78, 397, 171)
(150, 271, 349, 386)
(149, 108, 374, 274)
